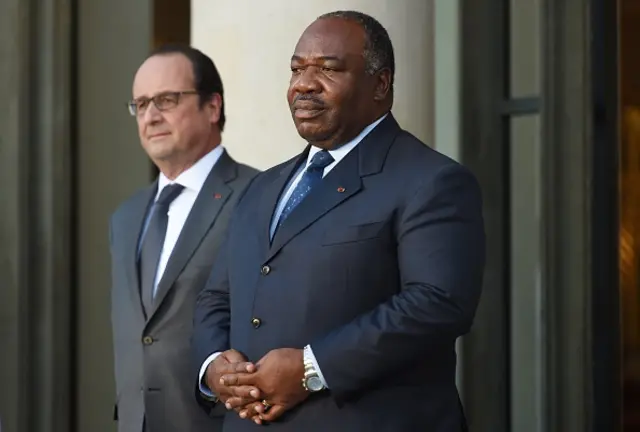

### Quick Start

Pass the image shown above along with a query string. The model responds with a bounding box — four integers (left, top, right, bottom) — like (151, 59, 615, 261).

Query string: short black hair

(318, 11, 395, 85)
(149, 43, 226, 131)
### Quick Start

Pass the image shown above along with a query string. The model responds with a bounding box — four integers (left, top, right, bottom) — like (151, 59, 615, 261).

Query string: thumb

(224, 349, 247, 363)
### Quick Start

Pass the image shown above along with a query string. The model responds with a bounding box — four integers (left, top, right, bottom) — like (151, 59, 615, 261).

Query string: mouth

(148, 132, 171, 139)
(293, 107, 326, 120)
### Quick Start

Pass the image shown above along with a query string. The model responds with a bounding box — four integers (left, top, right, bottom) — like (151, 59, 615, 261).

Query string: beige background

(191, 0, 438, 170)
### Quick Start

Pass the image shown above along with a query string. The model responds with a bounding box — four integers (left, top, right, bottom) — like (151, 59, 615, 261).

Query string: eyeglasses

(127, 91, 199, 116)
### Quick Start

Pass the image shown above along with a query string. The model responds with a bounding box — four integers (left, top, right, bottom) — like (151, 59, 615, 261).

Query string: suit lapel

(146, 151, 236, 321)
(267, 147, 362, 261)
(121, 183, 156, 320)
(255, 153, 307, 257)
(266, 114, 402, 262)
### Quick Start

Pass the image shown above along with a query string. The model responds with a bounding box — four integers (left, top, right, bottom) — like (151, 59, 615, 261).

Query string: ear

(372, 68, 392, 101)
(207, 93, 223, 125)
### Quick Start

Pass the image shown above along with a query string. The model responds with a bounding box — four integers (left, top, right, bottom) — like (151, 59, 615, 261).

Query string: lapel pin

(337, 187, 346, 193)
(214, 193, 222, 199)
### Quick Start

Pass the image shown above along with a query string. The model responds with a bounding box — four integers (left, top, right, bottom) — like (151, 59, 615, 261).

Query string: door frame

(459, 0, 611, 430)
(589, 0, 621, 429)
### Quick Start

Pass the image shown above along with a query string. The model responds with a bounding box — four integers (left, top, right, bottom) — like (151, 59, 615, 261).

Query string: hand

(221, 348, 307, 424)
(205, 349, 261, 410)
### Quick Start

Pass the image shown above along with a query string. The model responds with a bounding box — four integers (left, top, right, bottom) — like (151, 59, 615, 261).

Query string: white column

(432, 0, 464, 400)
(191, 0, 435, 170)
(433, 0, 461, 162)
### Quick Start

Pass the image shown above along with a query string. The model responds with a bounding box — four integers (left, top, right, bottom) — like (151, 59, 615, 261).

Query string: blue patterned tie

(276, 150, 334, 231)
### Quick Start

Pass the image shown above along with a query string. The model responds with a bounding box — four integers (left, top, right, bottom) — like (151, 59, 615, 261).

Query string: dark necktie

(139, 183, 184, 315)
(275, 150, 334, 233)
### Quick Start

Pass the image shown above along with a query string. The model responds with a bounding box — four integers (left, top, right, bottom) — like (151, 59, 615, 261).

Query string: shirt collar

(156, 145, 224, 200)
(306, 113, 388, 165)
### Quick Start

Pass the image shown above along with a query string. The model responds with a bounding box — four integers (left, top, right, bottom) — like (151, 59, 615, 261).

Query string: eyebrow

(133, 90, 193, 101)
(291, 55, 342, 63)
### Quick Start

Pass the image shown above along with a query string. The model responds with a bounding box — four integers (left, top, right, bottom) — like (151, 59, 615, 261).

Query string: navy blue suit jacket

(193, 114, 485, 431)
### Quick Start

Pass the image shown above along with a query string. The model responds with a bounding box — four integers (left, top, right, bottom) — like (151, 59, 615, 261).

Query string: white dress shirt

(198, 114, 388, 396)
(143, 145, 224, 297)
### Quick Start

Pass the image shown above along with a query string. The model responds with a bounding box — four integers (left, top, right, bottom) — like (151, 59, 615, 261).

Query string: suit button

(142, 336, 154, 345)
(251, 318, 262, 328)
(261, 265, 271, 275)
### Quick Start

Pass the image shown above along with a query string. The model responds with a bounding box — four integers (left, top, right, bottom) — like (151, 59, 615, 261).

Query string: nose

(142, 101, 163, 125)
(292, 68, 322, 94)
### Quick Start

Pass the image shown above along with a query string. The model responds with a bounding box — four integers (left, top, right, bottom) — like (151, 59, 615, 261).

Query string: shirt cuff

(198, 352, 222, 398)
(306, 344, 329, 389)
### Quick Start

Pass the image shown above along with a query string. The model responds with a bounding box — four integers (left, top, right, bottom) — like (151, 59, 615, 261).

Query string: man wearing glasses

(110, 44, 258, 432)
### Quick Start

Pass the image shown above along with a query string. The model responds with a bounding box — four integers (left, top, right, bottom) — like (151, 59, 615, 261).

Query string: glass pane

(620, 1, 640, 427)
(620, 108, 640, 431)
(510, 114, 543, 432)
(510, 0, 541, 96)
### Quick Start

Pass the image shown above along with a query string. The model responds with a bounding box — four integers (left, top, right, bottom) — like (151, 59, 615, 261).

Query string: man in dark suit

(110, 44, 258, 432)
(192, 11, 485, 432)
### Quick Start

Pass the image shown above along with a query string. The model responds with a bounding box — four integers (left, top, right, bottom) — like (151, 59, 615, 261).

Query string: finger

(224, 392, 260, 410)
(225, 397, 246, 410)
(220, 372, 257, 387)
(219, 361, 256, 375)
(224, 391, 259, 410)
(239, 401, 264, 419)
(238, 401, 261, 419)
(232, 404, 257, 415)
(228, 384, 260, 399)
(223, 349, 248, 363)
(259, 404, 286, 422)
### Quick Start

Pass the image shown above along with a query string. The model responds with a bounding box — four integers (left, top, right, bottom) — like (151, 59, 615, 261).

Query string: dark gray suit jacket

(110, 150, 258, 432)
(193, 115, 485, 431)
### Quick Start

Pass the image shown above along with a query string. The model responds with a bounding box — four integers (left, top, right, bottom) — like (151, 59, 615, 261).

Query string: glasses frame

(127, 90, 199, 116)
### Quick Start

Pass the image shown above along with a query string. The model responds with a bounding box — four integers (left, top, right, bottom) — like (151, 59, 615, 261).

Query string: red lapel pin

(337, 187, 346, 193)
(214, 193, 222, 199)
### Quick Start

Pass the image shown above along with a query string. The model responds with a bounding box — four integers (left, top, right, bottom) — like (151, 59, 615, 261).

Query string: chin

(295, 124, 332, 143)
(145, 143, 175, 161)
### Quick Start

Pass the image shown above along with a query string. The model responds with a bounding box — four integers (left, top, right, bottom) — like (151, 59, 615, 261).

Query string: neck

(158, 163, 195, 181)
(156, 140, 219, 180)
(310, 112, 387, 150)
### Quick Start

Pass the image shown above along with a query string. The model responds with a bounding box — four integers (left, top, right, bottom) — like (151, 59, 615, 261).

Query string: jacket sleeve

(191, 172, 260, 398)
(192, 231, 232, 376)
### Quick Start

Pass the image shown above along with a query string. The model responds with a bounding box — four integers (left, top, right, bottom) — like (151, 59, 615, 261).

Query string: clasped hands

(205, 348, 308, 425)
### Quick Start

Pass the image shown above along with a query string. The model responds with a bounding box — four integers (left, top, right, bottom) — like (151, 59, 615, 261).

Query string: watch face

(306, 376, 324, 392)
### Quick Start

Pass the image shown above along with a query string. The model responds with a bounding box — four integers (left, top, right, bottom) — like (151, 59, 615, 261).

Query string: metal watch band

(302, 345, 324, 391)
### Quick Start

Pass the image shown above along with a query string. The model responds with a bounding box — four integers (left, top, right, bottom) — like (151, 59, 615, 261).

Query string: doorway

(154, 0, 190, 48)
(619, 0, 640, 429)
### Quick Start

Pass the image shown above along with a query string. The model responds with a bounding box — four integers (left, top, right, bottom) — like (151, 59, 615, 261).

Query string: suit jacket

(193, 115, 485, 432)
(110, 150, 258, 432)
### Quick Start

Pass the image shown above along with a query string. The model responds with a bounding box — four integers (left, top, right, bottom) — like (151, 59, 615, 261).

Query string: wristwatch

(302, 345, 325, 392)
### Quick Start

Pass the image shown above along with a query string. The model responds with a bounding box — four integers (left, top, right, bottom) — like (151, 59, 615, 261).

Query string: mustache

(293, 94, 326, 109)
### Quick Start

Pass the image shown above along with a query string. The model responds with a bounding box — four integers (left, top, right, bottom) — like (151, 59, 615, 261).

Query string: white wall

(433, 0, 461, 162)
(192, 0, 435, 170)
